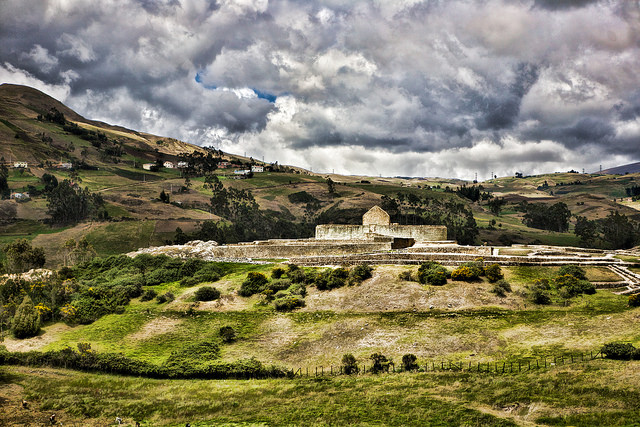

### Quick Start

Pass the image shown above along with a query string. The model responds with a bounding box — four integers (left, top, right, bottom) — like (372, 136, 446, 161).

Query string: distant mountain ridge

(600, 162, 640, 175)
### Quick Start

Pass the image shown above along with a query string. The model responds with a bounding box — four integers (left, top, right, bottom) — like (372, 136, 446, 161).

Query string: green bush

(485, 264, 503, 283)
(140, 289, 157, 302)
(401, 353, 419, 371)
(370, 353, 393, 374)
(601, 342, 639, 360)
(451, 266, 478, 281)
(239, 272, 268, 297)
(555, 274, 595, 298)
(219, 326, 237, 343)
(156, 292, 175, 304)
(271, 267, 285, 279)
(529, 279, 551, 305)
(417, 262, 449, 286)
(274, 295, 305, 311)
(265, 279, 292, 293)
(490, 279, 512, 297)
(193, 263, 222, 282)
(341, 353, 359, 375)
(180, 277, 199, 287)
(145, 268, 179, 286)
(558, 265, 587, 280)
(348, 264, 373, 285)
(194, 286, 221, 301)
(12, 296, 40, 339)
(629, 294, 640, 307)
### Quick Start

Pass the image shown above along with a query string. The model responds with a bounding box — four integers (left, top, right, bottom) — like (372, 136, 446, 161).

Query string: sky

(1, 0, 639, 179)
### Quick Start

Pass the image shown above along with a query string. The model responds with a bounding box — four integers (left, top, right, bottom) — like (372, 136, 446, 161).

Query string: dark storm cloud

(533, 0, 602, 11)
(0, 0, 638, 177)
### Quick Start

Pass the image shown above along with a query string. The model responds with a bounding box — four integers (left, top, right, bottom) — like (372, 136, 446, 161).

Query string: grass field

(3, 359, 640, 426)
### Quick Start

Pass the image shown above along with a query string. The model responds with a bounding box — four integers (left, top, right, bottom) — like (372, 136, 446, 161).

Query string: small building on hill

(163, 161, 175, 168)
(13, 161, 28, 168)
(142, 163, 156, 171)
(251, 165, 264, 173)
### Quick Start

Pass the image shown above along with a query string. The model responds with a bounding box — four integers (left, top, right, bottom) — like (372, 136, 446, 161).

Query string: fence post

(518, 361, 521, 372)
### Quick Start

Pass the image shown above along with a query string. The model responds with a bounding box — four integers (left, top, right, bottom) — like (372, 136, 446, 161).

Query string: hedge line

(0, 347, 290, 380)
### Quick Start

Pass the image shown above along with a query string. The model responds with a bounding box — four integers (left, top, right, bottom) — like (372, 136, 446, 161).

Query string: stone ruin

(315, 205, 448, 246)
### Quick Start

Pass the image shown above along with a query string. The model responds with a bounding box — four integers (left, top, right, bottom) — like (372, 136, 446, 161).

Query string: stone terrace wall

(290, 251, 620, 267)
(315, 224, 447, 242)
(206, 241, 392, 258)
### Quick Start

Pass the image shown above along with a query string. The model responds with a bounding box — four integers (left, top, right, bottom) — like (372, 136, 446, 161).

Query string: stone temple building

(315, 205, 447, 246)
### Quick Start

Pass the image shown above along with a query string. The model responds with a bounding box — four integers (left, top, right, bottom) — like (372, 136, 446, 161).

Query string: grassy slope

(4, 360, 640, 426)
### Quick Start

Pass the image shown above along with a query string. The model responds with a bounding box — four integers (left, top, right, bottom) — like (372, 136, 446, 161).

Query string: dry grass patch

(127, 317, 182, 341)
(2, 323, 74, 352)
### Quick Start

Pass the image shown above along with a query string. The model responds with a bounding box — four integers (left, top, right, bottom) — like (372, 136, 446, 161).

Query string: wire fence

(291, 350, 604, 378)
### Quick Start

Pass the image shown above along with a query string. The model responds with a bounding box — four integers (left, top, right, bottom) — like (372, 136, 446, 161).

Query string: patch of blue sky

(195, 73, 277, 103)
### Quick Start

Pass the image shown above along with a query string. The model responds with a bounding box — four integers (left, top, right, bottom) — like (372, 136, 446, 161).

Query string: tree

(12, 295, 41, 338)
(326, 177, 335, 194)
(600, 211, 638, 249)
(3, 239, 45, 273)
(522, 202, 571, 232)
(159, 189, 170, 203)
(341, 353, 359, 374)
(487, 197, 506, 215)
(0, 159, 9, 199)
(46, 180, 104, 224)
(574, 216, 598, 248)
(41, 173, 58, 193)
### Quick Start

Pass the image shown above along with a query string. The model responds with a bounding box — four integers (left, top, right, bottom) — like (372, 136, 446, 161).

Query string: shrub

(529, 280, 551, 305)
(451, 266, 477, 281)
(12, 296, 40, 339)
(180, 277, 199, 287)
(156, 292, 175, 304)
(417, 262, 449, 286)
(274, 295, 305, 311)
(287, 269, 306, 284)
(601, 342, 639, 360)
(239, 272, 268, 297)
(558, 265, 587, 280)
(140, 289, 157, 302)
(145, 268, 179, 286)
(348, 264, 373, 284)
(193, 263, 222, 283)
(555, 274, 595, 298)
(491, 279, 512, 297)
(194, 286, 221, 301)
(271, 267, 285, 279)
(219, 326, 237, 343)
(265, 279, 292, 293)
(401, 353, 419, 371)
(629, 294, 640, 307)
(485, 264, 503, 283)
(370, 353, 392, 374)
(178, 258, 204, 277)
(341, 353, 359, 375)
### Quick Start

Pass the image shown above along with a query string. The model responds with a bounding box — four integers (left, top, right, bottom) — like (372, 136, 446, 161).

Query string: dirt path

(3, 323, 73, 352)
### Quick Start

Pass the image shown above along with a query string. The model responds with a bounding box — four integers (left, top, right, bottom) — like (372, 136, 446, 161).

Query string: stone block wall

(315, 224, 447, 242)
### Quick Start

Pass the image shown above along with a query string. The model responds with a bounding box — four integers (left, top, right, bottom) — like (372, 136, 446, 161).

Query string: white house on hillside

(163, 161, 175, 168)
(177, 161, 189, 168)
(142, 163, 155, 171)
(251, 165, 264, 173)
(13, 161, 28, 168)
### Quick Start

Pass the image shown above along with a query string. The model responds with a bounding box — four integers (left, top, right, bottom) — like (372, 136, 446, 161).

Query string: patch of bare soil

(302, 266, 521, 312)
(3, 323, 73, 352)
(127, 316, 182, 340)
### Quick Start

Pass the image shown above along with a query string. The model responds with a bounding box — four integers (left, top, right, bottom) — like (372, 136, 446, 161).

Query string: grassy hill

(2, 84, 640, 425)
